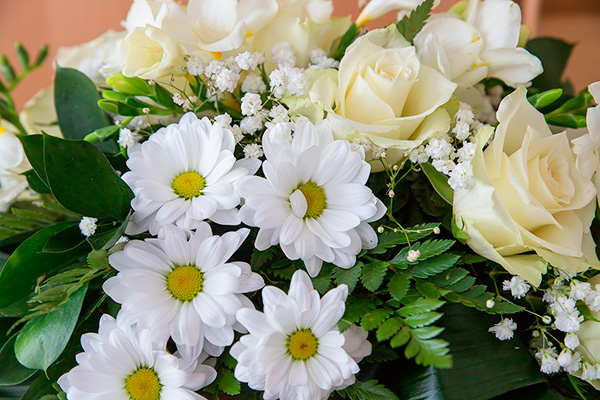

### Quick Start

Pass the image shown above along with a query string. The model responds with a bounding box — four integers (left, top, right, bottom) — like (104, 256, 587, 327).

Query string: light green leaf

(377, 318, 403, 342)
(361, 308, 394, 331)
(388, 273, 411, 301)
(361, 261, 388, 292)
(338, 380, 399, 400)
(334, 262, 363, 293)
(399, 298, 445, 317)
(15, 284, 87, 370)
(527, 89, 563, 109)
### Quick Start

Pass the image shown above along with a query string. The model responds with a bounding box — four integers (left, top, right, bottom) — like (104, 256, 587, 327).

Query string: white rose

(308, 25, 456, 168)
(275, 0, 333, 23)
(576, 274, 600, 389)
(56, 30, 125, 84)
(0, 128, 31, 212)
(453, 86, 599, 286)
(414, 0, 542, 89)
(356, 0, 440, 27)
(121, 25, 186, 80)
(160, 0, 278, 56)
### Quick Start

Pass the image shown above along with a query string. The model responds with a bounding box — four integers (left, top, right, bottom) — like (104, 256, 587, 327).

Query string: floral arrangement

(1, 0, 600, 399)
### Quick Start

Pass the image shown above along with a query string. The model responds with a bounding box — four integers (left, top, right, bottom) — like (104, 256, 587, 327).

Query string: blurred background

(0, 0, 598, 110)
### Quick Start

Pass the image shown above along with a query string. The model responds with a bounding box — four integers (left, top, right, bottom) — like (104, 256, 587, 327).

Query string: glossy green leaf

(527, 38, 574, 94)
(0, 222, 87, 308)
(43, 134, 133, 221)
(527, 89, 563, 110)
(0, 334, 36, 385)
(387, 304, 548, 400)
(15, 284, 87, 371)
(19, 135, 48, 186)
(421, 163, 453, 204)
(54, 66, 116, 153)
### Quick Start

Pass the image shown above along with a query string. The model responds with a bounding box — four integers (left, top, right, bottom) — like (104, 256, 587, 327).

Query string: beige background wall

(0, 0, 599, 110)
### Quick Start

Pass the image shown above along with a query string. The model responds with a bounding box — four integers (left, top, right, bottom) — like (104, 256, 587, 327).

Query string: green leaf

(527, 38, 574, 93)
(341, 297, 381, 330)
(311, 263, 333, 294)
(15, 42, 30, 70)
(390, 329, 411, 348)
(106, 73, 153, 96)
(376, 317, 403, 342)
(215, 369, 241, 395)
(19, 135, 48, 186)
(0, 333, 36, 385)
(396, 0, 434, 44)
(527, 89, 563, 110)
(34, 44, 49, 68)
(370, 223, 440, 254)
(334, 262, 363, 293)
(405, 311, 443, 328)
(390, 240, 455, 266)
(361, 308, 393, 331)
(421, 162, 453, 204)
(361, 261, 388, 292)
(0, 55, 16, 84)
(390, 304, 548, 400)
(54, 66, 116, 153)
(84, 125, 119, 144)
(388, 273, 411, 301)
(333, 23, 360, 61)
(415, 280, 440, 299)
(338, 380, 399, 400)
(408, 254, 460, 279)
(405, 335, 451, 368)
(21, 374, 56, 400)
(15, 284, 87, 371)
(43, 134, 133, 221)
(399, 298, 445, 317)
(153, 83, 177, 108)
(544, 113, 587, 128)
(0, 222, 87, 308)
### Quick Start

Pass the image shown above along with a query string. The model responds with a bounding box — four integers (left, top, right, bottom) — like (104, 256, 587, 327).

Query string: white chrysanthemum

(104, 223, 265, 360)
(58, 314, 216, 400)
(231, 270, 363, 400)
(237, 119, 386, 276)
(489, 318, 517, 340)
(123, 112, 260, 235)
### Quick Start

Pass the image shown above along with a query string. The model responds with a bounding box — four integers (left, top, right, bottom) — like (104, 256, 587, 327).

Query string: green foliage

(0, 333, 36, 385)
(15, 284, 87, 371)
(420, 163, 453, 205)
(0, 202, 66, 245)
(333, 23, 360, 61)
(527, 89, 563, 110)
(407, 254, 460, 279)
(396, 0, 434, 44)
(54, 66, 116, 153)
(337, 380, 399, 400)
(527, 38, 574, 94)
(334, 262, 363, 293)
(361, 261, 388, 292)
(0, 221, 88, 308)
(388, 273, 410, 301)
(369, 223, 440, 254)
(0, 43, 48, 135)
(22, 134, 134, 221)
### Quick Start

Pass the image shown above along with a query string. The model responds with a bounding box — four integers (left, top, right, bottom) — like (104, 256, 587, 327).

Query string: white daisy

(103, 223, 265, 360)
(231, 269, 363, 400)
(123, 112, 260, 235)
(58, 314, 216, 400)
(237, 119, 386, 276)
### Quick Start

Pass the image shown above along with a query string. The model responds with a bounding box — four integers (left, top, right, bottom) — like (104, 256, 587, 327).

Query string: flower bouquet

(1, 0, 600, 399)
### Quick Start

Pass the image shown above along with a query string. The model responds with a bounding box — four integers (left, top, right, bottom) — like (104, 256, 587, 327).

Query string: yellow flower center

(124, 368, 161, 400)
(166, 265, 204, 302)
(0, 126, 5, 136)
(297, 181, 327, 219)
(172, 171, 205, 200)
(287, 329, 318, 360)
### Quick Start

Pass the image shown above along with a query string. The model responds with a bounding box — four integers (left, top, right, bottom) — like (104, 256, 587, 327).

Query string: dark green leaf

(527, 38, 574, 93)
(376, 318, 403, 342)
(21, 374, 56, 400)
(370, 223, 440, 254)
(15, 42, 29, 69)
(22, 170, 51, 194)
(333, 262, 362, 293)
(42, 224, 86, 253)
(19, 135, 48, 186)
(43, 134, 134, 220)
(415, 281, 440, 299)
(388, 273, 411, 301)
(54, 66, 116, 153)
(399, 298, 445, 317)
(337, 380, 399, 400)
(34, 44, 49, 68)
(0, 222, 87, 308)
(361, 308, 393, 331)
(0, 56, 16, 84)
(396, 0, 434, 44)
(0, 333, 36, 385)
(311, 263, 333, 294)
(361, 261, 388, 292)
(409, 254, 460, 279)
(544, 113, 587, 128)
(153, 83, 177, 108)
(333, 23, 360, 61)
(15, 284, 87, 370)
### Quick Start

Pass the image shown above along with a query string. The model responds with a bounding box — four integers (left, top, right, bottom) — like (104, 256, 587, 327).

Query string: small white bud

(142, 107, 150, 114)
(433, 227, 440, 234)
(407, 249, 420, 262)
(486, 299, 495, 309)
(377, 226, 385, 234)
(542, 315, 552, 324)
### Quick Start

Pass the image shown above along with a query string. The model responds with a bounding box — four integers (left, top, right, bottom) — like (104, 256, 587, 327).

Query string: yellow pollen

(166, 265, 204, 302)
(124, 368, 161, 400)
(210, 51, 223, 60)
(0, 126, 5, 136)
(287, 329, 318, 360)
(297, 181, 327, 219)
(172, 171, 205, 200)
